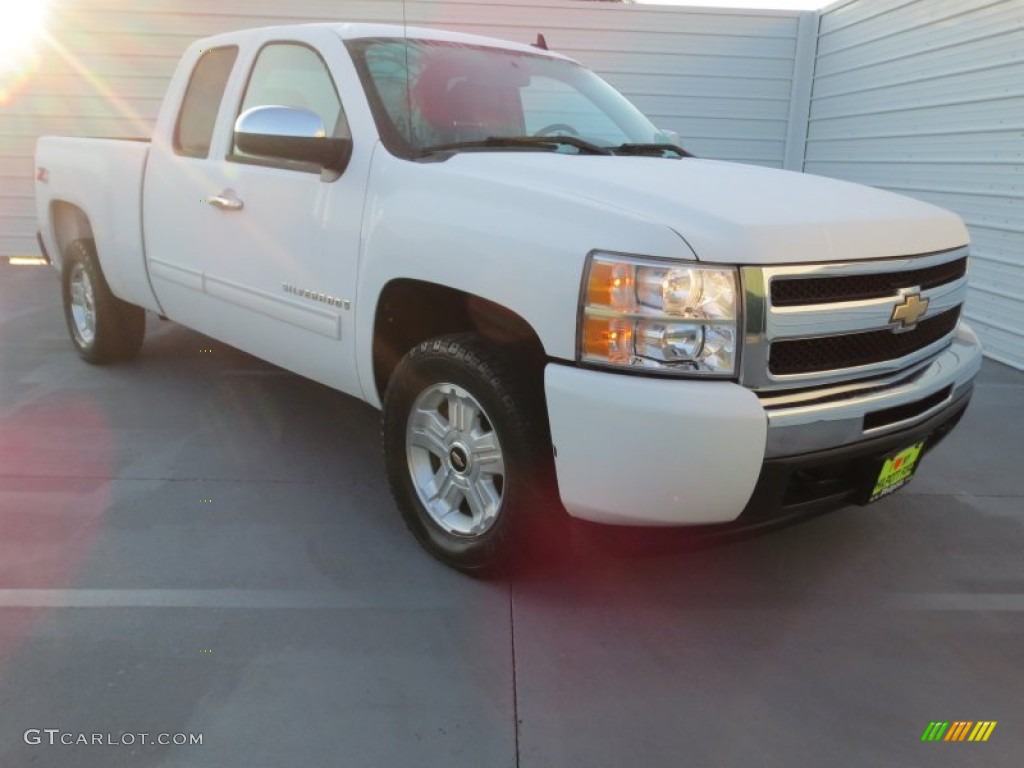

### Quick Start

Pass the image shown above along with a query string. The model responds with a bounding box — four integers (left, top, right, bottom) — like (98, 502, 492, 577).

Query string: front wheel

(61, 238, 145, 364)
(382, 335, 553, 572)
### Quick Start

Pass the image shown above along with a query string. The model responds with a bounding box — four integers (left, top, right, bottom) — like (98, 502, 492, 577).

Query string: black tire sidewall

(60, 239, 144, 364)
(383, 337, 545, 572)
(61, 240, 104, 361)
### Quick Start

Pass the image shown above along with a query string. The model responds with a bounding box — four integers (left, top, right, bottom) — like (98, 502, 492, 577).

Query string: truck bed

(35, 136, 161, 313)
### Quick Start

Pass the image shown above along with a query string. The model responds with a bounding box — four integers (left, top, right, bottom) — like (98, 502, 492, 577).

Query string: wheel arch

(49, 201, 95, 266)
(371, 279, 548, 403)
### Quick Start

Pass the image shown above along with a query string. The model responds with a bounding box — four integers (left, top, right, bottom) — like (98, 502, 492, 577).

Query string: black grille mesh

(769, 307, 960, 376)
(770, 257, 966, 307)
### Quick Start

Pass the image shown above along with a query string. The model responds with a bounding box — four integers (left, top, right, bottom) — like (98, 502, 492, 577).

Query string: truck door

(143, 31, 365, 396)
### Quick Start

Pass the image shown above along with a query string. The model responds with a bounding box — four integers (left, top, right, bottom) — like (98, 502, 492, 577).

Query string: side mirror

(657, 128, 681, 146)
(234, 106, 352, 178)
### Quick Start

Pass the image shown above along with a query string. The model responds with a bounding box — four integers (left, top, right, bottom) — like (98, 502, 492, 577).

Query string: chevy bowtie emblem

(891, 290, 930, 331)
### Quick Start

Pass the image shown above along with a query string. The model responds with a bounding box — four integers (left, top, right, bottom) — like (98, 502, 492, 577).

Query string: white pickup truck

(35, 23, 982, 570)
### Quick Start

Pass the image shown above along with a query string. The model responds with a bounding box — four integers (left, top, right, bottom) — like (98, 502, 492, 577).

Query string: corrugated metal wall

(0, 0, 807, 257)
(805, 0, 1024, 369)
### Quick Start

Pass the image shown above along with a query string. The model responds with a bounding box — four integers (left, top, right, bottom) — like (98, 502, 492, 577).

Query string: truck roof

(193, 23, 574, 61)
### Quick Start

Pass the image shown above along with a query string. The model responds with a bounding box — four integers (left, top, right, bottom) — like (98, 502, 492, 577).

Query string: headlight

(579, 252, 739, 375)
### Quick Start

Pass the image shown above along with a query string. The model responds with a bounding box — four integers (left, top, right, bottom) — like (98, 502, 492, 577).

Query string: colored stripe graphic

(946, 722, 971, 741)
(971, 722, 997, 742)
(922, 721, 996, 742)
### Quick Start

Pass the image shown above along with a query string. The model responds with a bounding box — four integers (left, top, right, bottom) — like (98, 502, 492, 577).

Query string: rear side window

(174, 47, 238, 158)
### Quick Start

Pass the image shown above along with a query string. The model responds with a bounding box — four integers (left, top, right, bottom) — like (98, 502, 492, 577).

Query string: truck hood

(430, 154, 969, 264)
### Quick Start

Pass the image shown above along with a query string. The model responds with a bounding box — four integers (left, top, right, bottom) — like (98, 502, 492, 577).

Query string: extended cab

(35, 23, 982, 570)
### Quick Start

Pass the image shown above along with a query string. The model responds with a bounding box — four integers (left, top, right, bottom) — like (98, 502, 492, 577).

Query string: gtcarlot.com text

(24, 729, 203, 746)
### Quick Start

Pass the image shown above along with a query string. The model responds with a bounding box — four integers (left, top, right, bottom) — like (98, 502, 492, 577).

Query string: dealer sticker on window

(869, 442, 925, 502)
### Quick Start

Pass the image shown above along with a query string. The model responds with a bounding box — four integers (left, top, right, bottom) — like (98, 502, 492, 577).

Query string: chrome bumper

(762, 322, 982, 458)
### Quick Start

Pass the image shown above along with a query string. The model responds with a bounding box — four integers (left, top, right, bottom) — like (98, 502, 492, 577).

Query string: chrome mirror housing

(234, 105, 351, 176)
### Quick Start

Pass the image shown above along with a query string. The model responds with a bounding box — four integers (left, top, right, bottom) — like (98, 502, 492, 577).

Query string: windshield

(347, 38, 668, 157)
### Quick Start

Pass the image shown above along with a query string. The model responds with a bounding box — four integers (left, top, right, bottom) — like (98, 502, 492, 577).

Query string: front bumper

(544, 322, 982, 526)
(736, 387, 969, 526)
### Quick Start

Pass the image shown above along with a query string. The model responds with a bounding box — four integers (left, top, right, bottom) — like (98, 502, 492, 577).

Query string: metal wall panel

(806, 0, 1024, 369)
(0, 0, 806, 256)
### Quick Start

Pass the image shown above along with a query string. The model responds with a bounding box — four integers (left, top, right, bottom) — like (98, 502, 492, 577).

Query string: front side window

(233, 42, 347, 161)
(174, 46, 238, 158)
(348, 38, 664, 156)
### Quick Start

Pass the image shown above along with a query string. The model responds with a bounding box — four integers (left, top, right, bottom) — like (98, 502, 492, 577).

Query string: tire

(382, 334, 555, 572)
(61, 238, 145, 364)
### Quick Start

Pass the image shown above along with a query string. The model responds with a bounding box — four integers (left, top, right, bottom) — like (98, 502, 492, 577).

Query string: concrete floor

(0, 261, 1021, 767)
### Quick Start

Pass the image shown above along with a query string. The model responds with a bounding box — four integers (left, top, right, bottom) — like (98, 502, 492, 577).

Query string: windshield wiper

(613, 143, 693, 158)
(418, 135, 613, 157)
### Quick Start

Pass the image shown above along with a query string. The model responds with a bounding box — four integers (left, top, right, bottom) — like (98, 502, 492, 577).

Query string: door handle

(207, 190, 244, 212)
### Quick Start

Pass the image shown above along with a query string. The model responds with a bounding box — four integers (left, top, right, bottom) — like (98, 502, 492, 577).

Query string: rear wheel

(382, 334, 554, 572)
(61, 238, 145, 364)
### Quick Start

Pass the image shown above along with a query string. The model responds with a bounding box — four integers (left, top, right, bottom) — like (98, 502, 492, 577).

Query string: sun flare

(0, 0, 50, 74)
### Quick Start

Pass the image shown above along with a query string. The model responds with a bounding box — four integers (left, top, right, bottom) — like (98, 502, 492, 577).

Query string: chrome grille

(770, 257, 967, 306)
(768, 307, 961, 375)
(740, 246, 969, 391)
